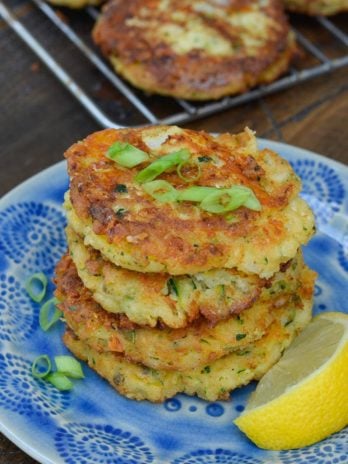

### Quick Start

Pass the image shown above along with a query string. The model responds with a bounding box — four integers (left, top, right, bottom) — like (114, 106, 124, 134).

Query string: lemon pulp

(234, 312, 348, 450)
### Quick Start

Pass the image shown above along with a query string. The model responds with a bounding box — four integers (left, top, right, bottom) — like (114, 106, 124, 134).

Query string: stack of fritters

(55, 125, 317, 402)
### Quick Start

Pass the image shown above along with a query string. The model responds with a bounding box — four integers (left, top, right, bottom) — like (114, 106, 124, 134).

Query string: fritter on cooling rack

(48, 0, 100, 8)
(92, 0, 296, 100)
(284, 0, 348, 15)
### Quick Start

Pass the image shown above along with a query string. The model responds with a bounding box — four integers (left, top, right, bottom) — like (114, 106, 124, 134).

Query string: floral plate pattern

(0, 139, 347, 464)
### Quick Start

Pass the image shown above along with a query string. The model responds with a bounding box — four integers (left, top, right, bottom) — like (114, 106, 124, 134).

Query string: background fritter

(55, 252, 315, 371)
(47, 0, 100, 8)
(92, 0, 296, 100)
(63, 291, 314, 402)
(65, 126, 315, 278)
(284, 0, 348, 15)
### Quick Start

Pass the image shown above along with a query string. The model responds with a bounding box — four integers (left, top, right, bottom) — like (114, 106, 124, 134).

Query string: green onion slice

(177, 186, 216, 202)
(142, 180, 178, 203)
(228, 185, 261, 211)
(106, 142, 149, 168)
(39, 297, 62, 331)
(135, 149, 190, 184)
(31, 355, 52, 379)
(200, 186, 252, 214)
(46, 372, 73, 391)
(177, 159, 201, 183)
(55, 356, 84, 379)
(25, 272, 48, 303)
(243, 193, 262, 211)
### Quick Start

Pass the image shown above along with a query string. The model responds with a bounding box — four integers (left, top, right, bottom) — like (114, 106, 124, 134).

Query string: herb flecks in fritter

(93, 0, 296, 100)
(65, 126, 315, 277)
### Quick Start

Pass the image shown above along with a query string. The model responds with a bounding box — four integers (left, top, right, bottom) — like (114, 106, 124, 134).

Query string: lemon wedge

(234, 312, 348, 450)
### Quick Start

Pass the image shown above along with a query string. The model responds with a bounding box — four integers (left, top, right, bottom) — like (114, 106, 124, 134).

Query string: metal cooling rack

(1, 0, 348, 128)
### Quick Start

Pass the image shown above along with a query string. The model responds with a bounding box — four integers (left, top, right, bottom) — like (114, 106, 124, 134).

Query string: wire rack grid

(1, 0, 348, 128)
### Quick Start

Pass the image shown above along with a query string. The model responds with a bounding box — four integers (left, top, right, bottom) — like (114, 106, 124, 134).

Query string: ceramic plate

(0, 140, 347, 464)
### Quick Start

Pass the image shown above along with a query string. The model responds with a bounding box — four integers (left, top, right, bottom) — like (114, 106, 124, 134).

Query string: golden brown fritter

(65, 126, 315, 278)
(284, 0, 348, 15)
(67, 226, 268, 327)
(63, 291, 314, 402)
(93, 0, 296, 100)
(55, 252, 316, 371)
(66, 226, 306, 328)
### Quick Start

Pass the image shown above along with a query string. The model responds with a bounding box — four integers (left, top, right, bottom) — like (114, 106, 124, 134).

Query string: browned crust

(65, 126, 302, 275)
(54, 253, 311, 371)
(67, 225, 269, 327)
(55, 252, 268, 329)
(284, 0, 348, 15)
(55, 253, 137, 329)
(93, 0, 295, 100)
(54, 254, 273, 368)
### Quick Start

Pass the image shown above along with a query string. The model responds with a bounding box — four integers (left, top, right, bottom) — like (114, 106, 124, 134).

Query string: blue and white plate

(0, 140, 347, 464)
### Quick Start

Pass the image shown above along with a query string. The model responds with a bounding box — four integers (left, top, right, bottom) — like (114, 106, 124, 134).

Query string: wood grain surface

(0, 0, 347, 462)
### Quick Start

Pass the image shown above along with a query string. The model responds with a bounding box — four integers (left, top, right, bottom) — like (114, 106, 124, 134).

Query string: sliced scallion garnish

(46, 372, 73, 391)
(177, 186, 216, 202)
(142, 180, 178, 203)
(25, 272, 48, 303)
(177, 159, 201, 183)
(106, 142, 149, 168)
(225, 185, 261, 211)
(243, 193, 262, 211)
(31, 355, 51, 379)
(141, 179, 261, 213)
(135, 149, 190, 184)
(39, 297, 62, 331)
(54, 356, 84, 379)
(200, 187, 252, 214)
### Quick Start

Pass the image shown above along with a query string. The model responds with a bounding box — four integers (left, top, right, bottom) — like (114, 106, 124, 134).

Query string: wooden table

(0, 0, 347, 461)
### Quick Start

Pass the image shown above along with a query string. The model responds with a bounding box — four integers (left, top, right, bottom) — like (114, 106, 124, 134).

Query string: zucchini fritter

(92, 0, 296, 100)
(284, 0, 348, 15)
(67, 226, 260, 327)
(55, 252, 316, 371)
(65, 126, 315, 278)
(66, 226, 304, 328)
(63, 292, 314, 402)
